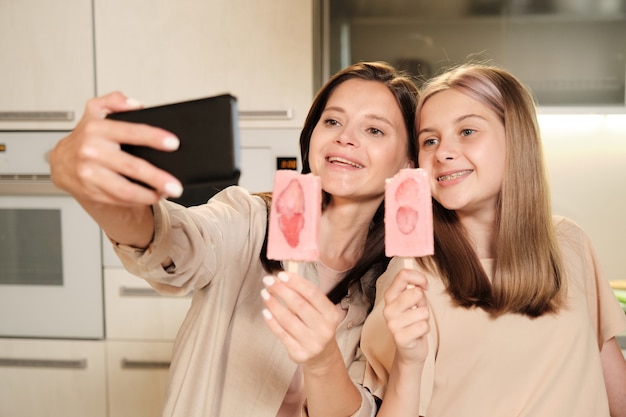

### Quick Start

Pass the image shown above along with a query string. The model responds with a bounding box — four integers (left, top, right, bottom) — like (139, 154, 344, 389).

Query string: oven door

(0, 194, 103, 339)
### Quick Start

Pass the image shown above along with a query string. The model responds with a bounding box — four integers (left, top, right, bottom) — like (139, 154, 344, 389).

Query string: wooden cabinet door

(0, 0, 95, 130)
(104, 268, 191, 341)
(106, 341, 173, 417)
(94, 0, 314, 128)
(0, 339, 106, 417)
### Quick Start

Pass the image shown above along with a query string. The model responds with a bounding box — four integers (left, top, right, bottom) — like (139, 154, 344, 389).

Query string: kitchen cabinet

(94, 0, 314, 128)
(104, 268, 190, 416)
(104, 268, 191, 340)
(0, 0, 95, 130)
(324, 0, 626, 110)
(106, 341, 173, 417)
(0, 338, 106, 417)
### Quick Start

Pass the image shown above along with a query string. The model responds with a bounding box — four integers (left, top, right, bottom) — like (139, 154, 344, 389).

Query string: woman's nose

(335, 129, 358, 147)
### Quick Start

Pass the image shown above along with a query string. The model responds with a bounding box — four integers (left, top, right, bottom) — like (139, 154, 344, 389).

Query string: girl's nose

(435, 139, 457, 162)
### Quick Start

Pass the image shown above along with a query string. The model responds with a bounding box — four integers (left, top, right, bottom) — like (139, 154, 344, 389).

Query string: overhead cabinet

(326, 0, 626, 110)
(0, 0, 95, 130)
(1, 0, 314, 131)
(94, 0, 314, 128)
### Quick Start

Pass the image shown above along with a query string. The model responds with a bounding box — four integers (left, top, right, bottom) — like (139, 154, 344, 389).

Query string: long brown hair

(416, 64, 565, 317)
(260, 61, 419, 306)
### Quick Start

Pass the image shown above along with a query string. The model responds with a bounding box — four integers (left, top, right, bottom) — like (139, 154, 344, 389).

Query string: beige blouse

(112, 187, 374, 417)
(359, 216, 626, 416)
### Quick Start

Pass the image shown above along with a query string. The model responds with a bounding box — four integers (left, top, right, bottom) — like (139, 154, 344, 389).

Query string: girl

(360, 63, 626, 417)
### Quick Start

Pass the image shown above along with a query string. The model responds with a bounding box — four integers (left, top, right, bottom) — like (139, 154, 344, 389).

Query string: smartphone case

(106, 94, 241, 205)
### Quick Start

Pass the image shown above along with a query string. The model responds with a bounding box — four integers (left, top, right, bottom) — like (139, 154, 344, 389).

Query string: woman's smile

(326, 155, 364, 169)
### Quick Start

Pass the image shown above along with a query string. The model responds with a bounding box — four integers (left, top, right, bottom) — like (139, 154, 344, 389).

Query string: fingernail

(262, 308, 272, 320)
(263, 275, 275, 286)
(165, 181, 183, 198)
(260, 288, 270, 300)
(277, 272, 289, 282)
(163, 136, 180, 150)
(126, 97, 143, 108)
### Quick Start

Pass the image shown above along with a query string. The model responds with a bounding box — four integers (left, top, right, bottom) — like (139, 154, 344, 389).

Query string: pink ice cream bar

(385, 168, 434, 257)
(267, 170, 321, 262)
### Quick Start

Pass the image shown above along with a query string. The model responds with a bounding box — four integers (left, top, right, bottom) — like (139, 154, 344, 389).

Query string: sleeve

(110, 186, 268, 295)
(301, 383, 377, 417)
(347, 384, 378, 417)
(345, 347, 378, 417)
(581, 227, 626, 348)
(557, 217, 626, 349)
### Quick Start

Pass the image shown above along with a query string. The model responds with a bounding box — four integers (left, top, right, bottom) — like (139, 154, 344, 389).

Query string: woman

(358, 63, 626, 416)
(49, 61, 419, 417)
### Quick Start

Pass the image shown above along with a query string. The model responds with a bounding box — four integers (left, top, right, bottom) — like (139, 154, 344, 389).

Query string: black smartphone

(106, 94, 241, 205)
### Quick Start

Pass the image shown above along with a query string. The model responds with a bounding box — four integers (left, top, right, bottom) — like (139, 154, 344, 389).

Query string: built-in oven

(0, 131, 103, 339)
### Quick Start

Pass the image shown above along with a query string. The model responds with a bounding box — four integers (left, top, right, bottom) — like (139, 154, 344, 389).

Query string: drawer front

(0, 339, 106, 417)
(106, 340, 173, 417)
(104, 268, 191, 340)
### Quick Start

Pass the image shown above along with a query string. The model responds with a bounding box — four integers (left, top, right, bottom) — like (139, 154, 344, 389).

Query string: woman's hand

(382, 268, 431, 364)
(261, 271, 342, 372)
(262, 271, 364, 417)
(49, 91, 183, 206)
(49, 91, 184, 247)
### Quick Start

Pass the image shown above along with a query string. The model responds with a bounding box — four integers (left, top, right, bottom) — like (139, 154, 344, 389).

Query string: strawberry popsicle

(267, 170, 321, 271)
(385, 168, 434, 265)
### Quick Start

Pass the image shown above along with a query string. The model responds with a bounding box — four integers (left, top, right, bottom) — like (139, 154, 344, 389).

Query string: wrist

(302, 342, 344, 377)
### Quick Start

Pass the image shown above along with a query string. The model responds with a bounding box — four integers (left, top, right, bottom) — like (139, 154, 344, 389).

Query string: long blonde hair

(417, 64, 565, 317)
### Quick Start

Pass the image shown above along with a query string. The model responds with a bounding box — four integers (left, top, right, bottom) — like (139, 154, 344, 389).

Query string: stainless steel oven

(0, 131, 103, 339)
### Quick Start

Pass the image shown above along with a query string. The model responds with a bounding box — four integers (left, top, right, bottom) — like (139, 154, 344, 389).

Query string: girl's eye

(461, 128, 475, 136)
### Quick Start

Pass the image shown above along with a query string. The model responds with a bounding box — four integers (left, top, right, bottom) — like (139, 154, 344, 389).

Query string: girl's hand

(49, 91, 183, 206)
(261, 271, 342, 373)
(382, 268, 430, 364)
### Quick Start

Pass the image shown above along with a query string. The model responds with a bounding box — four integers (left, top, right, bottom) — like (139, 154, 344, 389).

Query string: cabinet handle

(119, 286, 192, 298)
(121, 358, 170, 369)
(0, 111, 75, 122)
(119, 286, 161, 297)
(0, 357, 87, 369)
(239, 109, 293, 120)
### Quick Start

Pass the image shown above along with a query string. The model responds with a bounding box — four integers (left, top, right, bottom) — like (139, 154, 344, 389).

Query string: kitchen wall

(540, 114, 626, 283)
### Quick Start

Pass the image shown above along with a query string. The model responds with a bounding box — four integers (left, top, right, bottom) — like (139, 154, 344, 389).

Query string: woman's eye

(421, 137, 438, 148)
(461, 128, 475, 136)
(368, 127, 383, 136)
(324, 118, 340, 127)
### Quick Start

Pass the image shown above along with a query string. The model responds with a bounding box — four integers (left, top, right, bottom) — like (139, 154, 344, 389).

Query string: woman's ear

(406, 159, 415, 169)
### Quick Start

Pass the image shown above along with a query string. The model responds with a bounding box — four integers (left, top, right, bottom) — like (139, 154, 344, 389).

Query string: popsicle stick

(403, 257, 417, 270)
(403, 257, 416, 308)
(287, 260, 299, 274)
